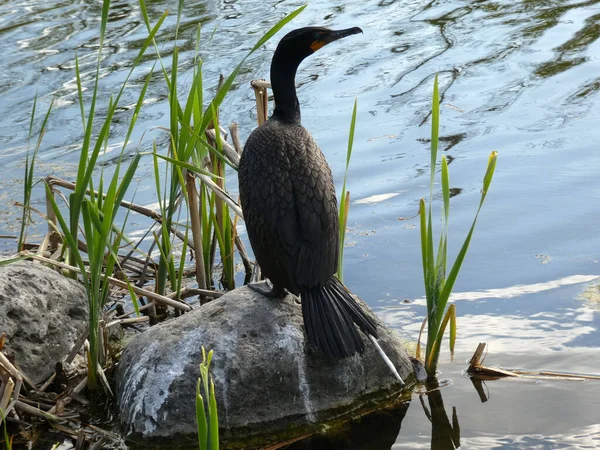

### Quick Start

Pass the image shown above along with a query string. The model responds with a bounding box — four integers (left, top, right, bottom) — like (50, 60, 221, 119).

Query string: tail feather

(329, 276, 378, 337)
(301, 277, 378, 358)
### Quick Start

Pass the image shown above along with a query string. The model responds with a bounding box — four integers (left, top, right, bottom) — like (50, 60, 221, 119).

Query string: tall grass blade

(198, 5, 307, 135)
(337, 98, 357, 281)
(196, 379, 208, 450)
(419, 74, 498, 378)
(19, 98, 53, 251)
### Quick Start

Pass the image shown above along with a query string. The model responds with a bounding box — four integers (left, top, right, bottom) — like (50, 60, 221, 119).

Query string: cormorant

(238, 26, 378, 358)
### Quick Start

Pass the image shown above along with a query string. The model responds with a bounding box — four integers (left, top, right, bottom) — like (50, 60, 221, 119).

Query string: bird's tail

(301, 276, 378, 358)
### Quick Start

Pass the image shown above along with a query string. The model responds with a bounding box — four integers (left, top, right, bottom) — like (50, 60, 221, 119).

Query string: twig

(15, 400, 65, 423)
(251, 79, 270, 126)
(185, 172, 207, 293)
(64, 326, 90, 366)
(0, 351, 23, 421)
(205, 128, 240, 168)
(194, 173, 243, 218)
(467, 343, 600, 381)
(229, 123, 243, 155)
(26, 254, 193, 311)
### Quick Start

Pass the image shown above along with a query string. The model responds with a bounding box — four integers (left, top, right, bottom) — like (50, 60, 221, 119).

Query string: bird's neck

(270, 52, 302, 124)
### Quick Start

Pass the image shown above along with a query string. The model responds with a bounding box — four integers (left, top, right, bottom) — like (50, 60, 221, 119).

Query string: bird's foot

(247, 280, 287, 298)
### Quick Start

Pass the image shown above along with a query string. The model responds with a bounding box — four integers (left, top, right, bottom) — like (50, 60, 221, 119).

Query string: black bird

(238, 26, 378, 358)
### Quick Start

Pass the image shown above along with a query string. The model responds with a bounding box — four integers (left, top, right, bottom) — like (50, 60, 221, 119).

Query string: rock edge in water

(116, 286, 411, 449)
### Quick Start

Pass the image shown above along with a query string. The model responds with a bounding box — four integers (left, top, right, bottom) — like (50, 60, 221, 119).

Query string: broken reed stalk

(44, 184, 61, 251)
(185, 172, 207, 292)
(194, 173, 243, 217)
(46, 176, 162, 221)
(45, 175, 192, 250)
(0, 351, 23, 423)
(26, 254, 193, 311)
(15, 400, 64, 423)
(251, 79, 270, 126)
(229, 123, 243, 155)
(467, 343, 600, 381)
(205, 129, 240, 167)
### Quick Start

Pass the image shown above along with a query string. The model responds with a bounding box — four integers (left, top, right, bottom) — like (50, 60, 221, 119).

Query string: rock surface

(116, 286, 412, 449)
(0, 261, 88, 384)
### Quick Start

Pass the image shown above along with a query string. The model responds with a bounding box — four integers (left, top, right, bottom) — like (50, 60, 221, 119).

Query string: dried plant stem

(468, 343, 600, 381)
(45, 183, 61, 250)
(251, 79, 270, 126)
(46, 176, 162, 221)
(0, 350, 23, 422)
(27, 254, 192, 311)
(206, 129, 240, 168)
(185, 172, 207, 292)
(16, 400, 65, 423)
(194, 173, 243, 218)
(229, 122, 243, 155)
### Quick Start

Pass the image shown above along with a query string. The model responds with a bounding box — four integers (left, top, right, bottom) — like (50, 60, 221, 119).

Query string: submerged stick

(468, 343, 600, 381)
(368, 335, 404, 385)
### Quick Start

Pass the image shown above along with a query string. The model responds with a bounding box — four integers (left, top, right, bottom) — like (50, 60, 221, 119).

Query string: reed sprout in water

(417, 74, 498, 379)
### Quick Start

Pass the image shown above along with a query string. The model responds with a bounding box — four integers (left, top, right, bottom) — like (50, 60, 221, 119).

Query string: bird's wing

(239, 124, 299, 291)
(239, 122, 339, 292)
(286, 126, 339, 288)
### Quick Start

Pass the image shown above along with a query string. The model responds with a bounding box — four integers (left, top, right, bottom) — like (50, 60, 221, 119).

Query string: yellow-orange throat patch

(310, 40, 326, 52)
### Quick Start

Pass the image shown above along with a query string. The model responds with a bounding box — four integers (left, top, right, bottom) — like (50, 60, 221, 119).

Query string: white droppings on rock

(116, 286, 411, 446)
(277, 324, 316, 423)
(118, 340, 157, 435)
(119, 329, 206, 436)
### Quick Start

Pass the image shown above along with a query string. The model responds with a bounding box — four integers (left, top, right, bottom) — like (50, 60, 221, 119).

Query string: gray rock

(0, 261, 88, 384)
(116, 286, 412, 449)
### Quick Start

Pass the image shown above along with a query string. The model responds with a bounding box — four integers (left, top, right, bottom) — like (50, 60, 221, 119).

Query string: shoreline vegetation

(0, 1, 505, 448)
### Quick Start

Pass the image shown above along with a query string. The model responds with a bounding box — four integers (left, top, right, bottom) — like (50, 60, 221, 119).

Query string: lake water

(2, 0, 600, 448)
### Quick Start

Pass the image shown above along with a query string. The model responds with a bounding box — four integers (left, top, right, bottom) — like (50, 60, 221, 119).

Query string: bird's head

(275, 26, 363, 64)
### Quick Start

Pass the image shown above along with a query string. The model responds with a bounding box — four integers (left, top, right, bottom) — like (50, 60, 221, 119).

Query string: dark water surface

(2, 0, 600, 447)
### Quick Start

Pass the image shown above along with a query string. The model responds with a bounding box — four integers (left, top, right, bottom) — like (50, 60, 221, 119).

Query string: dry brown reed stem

(251, 79, 270, 126)
(205, 128, 240, 168)
(45, 176, 190, 249)
(46, 176, 162, 221)
(194, 173, 243, 218)
(48, 376, 87, 416)
(468, 342, 600, 381)
(229, 123, 243, 155)
(45, 182, 61, 250)
(65, 327, 90, 366)
(234, 233, 253, 275)
(0, 350, 23, 422)
(107, 316, 149, 327)
(115, 286, 223, 319)
(15, 400, 65, 423)
(18, 398, 55, 411)
(27, 254, 193, 312)
(38, 373, 56, 393)
(185, 172, 207, 292)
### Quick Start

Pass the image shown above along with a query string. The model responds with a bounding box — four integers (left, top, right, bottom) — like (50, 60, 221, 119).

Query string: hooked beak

(310, 27, 363, 52)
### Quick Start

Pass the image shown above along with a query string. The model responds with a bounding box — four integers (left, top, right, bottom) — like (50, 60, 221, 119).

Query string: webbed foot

(247, 280, 287, 298)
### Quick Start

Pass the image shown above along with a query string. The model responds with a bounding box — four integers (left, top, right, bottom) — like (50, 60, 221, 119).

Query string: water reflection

(287, 382, 463, 450)
(289, 401, 410, 450)
(420, 382, 461, 450)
